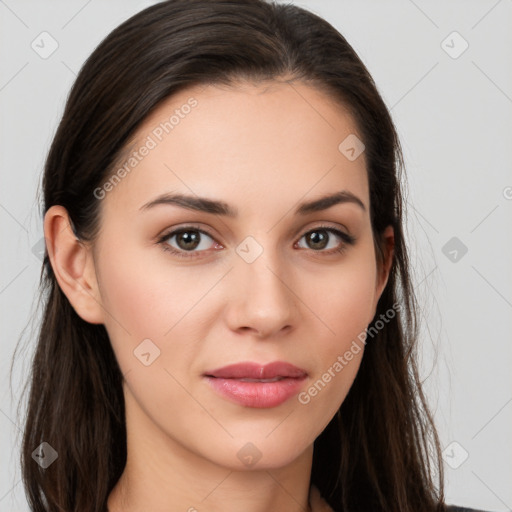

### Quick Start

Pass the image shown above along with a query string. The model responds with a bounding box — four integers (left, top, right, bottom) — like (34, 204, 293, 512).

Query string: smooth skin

(44, 80, 394, 512)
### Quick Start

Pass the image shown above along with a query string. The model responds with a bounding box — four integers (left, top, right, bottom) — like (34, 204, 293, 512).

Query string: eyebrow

(139, 190, 366, 216)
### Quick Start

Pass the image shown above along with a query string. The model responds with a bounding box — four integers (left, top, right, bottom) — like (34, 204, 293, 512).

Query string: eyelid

(157, 223, 216, 240)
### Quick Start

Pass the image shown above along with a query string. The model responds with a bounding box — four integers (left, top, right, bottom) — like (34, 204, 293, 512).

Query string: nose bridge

(229, 233, 296, 334)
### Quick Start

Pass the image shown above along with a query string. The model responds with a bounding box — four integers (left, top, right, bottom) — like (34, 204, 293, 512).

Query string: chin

(206, 436, 312, 472)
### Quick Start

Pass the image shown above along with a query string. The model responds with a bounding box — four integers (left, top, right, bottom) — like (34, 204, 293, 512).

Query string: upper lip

(204, 361, 307, 379)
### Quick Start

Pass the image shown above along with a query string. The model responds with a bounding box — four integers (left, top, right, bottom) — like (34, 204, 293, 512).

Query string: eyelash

(156, 224, 356, 260)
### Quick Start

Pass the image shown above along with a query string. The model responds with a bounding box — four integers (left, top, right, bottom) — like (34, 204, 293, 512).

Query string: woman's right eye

(157, 227, 222, 259)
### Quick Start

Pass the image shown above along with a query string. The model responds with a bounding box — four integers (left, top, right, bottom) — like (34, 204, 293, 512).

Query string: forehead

(100, 80, 368, 219)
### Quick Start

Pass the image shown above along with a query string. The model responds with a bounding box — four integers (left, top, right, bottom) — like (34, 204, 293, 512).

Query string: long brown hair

(13, 1, 446, 510)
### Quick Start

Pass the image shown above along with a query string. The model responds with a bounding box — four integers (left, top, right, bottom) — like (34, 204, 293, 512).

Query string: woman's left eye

(157, 225, 355, 259)
(296, 227, 355, 254)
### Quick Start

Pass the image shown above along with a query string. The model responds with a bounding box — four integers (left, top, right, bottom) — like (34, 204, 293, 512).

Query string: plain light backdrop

(1, 0, 511, 510)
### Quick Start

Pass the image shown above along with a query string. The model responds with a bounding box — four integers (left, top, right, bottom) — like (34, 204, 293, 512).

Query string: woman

(18, 1, 489, 511)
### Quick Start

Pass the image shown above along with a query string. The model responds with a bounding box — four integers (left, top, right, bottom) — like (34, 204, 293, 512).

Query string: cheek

(298, 250, 377, 418)
(94, 244, 179, 363)
(97, 242, 207, 334)
(95, 242, 228, 376)
(308, 248, 378, 342)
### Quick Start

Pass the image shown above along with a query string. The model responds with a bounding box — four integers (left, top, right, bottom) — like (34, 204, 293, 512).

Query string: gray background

(1, 0, 511, 510)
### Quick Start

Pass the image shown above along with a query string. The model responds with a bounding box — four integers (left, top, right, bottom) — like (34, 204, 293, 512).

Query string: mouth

(203, 361, 308, 408)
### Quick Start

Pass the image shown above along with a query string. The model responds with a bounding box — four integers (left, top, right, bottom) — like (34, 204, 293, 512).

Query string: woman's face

(89, 80, 392, 470)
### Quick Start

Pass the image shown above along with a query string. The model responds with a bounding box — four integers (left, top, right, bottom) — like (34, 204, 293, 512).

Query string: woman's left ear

(373, 225, 395, 310)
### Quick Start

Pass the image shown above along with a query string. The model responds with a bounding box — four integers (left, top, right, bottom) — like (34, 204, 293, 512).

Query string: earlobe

(44, 205, 104, 324)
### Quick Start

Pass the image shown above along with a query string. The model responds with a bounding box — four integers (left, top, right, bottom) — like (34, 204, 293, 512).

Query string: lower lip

(204, 376, 306, 408)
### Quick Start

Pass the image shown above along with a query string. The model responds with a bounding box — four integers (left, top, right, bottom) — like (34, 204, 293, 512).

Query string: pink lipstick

(203, 361, 307, 408)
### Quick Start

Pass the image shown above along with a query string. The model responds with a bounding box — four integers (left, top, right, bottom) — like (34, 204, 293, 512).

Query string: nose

(225, 246, 298, 339)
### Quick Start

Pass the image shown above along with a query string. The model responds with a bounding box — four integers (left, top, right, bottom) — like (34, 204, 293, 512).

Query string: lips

(203, 361, 307, 408)
(204, 361, 307, 380)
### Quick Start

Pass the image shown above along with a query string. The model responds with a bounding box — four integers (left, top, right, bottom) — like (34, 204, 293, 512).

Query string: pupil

(177, 231, 200, 250)
(309, 230, 327, 250)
